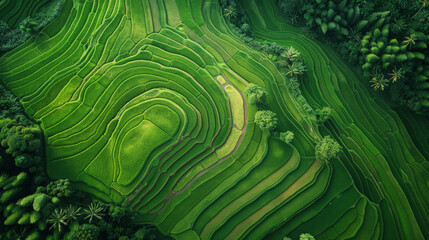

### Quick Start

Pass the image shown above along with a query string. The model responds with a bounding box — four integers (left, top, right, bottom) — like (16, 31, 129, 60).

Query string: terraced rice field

(0, 0, 56, 27)
(1, 0, 428, 239)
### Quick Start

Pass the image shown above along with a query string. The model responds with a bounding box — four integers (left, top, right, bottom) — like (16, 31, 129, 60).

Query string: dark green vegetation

(0, 85, 167, 239)
(0, 0, 428, 239)
(279, 0, 429, 116)
(0, 0, 65, 55)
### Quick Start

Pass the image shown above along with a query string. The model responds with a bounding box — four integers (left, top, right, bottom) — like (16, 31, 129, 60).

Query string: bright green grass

(118, 119, 173, 186)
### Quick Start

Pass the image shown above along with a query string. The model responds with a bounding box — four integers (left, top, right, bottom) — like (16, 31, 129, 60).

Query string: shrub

(302, 0, 362, 39)
(134, 226, 160, 240)
(280, 131, 294, 144)
(108, 204, 128, 220)
(46, 179, 73, 198)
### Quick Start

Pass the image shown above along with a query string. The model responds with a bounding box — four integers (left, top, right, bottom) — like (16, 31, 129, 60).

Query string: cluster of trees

(244, 84, 296, 144)
(220, 0, 247, 31)
(244, 54, 339, 160)
(221, 0, 300, 61)
(303, 0, 363, 38)
(221, 0, 343, 163)
(0, 85, 48, 184)
(0, 84, 168, 240)
(221, 0, 327, 126)
(278, 0, 429, 116)
(244, 78, 340, 160)
(360, 27, 429, 113)
(0, 0, 65, 55)
(275, 46, 319, 126)
(244, 84, 268, 109)
(278, 46, 307, 79)
(227, 6, 336, 149)
(244, 84, 279, 133)
(277, 47, 333, 126)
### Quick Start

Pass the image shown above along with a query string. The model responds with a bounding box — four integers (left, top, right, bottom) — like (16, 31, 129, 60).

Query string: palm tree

(65, 204, 81, 222)
(393, 18, 408, 33)
(412, 0, 428, 19)
(83, 202, 105, 223)
(224, 5, 237, 22)
(403, 34, 417, 49)
(389, 68, 404, 83)
(348, 27, 362, 42)
(47, 209, 68, 232)
(281, 46, 300, 62)
(10, 226, 28, 239)
(286, 61, 307, 77)
(370, 74, 389, 91)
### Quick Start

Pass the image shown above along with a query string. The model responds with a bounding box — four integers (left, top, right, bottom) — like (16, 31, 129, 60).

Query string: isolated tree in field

(255, 110, 278, 132)
(315, 107, 332, 125)
(224, 5, 237, 21)
(316, 136, 342, 160)
(245, 84, 268, 108)
(240, 23, 251, 36)
(280, 131, 294, 144)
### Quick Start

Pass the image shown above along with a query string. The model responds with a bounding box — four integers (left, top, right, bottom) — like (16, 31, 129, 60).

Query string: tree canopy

(254, 110, 278, 131)
(244, 84, 268, 108)
(315, 136, 342, 160)
(280, 131, 294, 144)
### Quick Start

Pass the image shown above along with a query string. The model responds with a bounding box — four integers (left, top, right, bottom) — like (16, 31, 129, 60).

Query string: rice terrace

(0, 0, 429, 239)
